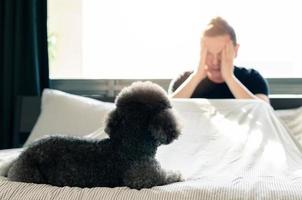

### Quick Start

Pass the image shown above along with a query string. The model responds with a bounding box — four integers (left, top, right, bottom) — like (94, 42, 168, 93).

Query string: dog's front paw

(166, 171, 184, 184)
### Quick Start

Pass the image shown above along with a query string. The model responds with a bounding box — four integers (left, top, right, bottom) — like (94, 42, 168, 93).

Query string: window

(48, 0, 302, 79)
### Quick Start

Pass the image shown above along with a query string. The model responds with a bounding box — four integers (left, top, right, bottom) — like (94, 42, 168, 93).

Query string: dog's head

(105, 81, 181, 145)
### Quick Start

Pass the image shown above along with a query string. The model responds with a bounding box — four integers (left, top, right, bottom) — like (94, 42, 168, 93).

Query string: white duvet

(1, 99, 302, 200)
(157, 99, 302, 179)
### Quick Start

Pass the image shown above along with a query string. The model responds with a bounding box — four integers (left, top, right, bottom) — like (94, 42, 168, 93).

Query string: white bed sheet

(0, 148, 23, 177)
(157, 99, 302, 180)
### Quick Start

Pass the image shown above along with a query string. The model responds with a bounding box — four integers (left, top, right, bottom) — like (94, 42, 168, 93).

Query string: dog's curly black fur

(8, 81, 182, 189)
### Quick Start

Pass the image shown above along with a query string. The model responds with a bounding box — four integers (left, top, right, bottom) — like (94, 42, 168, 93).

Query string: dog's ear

(105, 109, 124, 140)
(148, 109, 181, 145)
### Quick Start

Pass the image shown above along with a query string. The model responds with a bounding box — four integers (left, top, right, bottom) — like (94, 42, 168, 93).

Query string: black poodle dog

(8, 81, 182, 189)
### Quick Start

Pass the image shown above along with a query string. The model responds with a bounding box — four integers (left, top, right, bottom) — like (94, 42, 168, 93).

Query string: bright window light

(48, 0, 302, 79)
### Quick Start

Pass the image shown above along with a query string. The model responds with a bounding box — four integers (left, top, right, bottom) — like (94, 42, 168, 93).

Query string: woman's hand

(195, 37, 208, 80)
(221, 41, 235, 81)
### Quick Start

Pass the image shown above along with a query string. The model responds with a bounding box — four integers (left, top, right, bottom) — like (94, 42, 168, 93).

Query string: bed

(1, 89, 302, 199)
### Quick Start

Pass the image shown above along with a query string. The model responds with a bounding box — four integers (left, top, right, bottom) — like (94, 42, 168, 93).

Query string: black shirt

(169, 66, 269, 99)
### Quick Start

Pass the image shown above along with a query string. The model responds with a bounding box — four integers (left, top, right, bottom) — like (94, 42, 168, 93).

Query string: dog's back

(8, 136, 126, 187)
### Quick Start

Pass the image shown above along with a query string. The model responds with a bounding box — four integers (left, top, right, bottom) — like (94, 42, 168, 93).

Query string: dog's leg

(123, 159, 183, 189)
(163, 170, 183, 184)
(8, 155, 45, 184)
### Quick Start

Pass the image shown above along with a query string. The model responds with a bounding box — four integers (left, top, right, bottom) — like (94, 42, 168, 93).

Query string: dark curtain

(0, 0, 49, 149)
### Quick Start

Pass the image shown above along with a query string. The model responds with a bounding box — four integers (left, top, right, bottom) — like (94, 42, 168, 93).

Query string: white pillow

(24, 89, 115, 146)
(275, 107, 302, 145)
